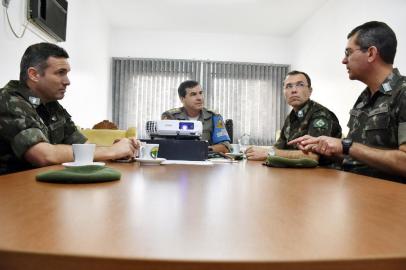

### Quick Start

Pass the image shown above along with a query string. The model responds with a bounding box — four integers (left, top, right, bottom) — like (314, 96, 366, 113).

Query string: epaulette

(166, 107, 182, 114)
(205, 108, 218, 115)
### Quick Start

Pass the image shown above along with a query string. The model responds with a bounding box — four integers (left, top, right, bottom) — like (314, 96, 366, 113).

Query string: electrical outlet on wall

(2, 0, 10, 8)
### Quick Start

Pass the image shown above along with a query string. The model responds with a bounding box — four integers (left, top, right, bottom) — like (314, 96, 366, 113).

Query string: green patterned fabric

(265, 155, 318, 168)
(343, 68, 406, 182)
(0, 80, 87, 174)
(36, 165, 121, 183)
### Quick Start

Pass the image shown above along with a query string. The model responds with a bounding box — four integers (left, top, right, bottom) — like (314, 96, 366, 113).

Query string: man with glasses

(290, 21, 406, 182)
(246, 70, 342, 162)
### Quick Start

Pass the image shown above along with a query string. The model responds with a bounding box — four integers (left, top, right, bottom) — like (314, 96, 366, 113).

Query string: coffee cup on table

(139, 144, 159, 159)
(230, 143, 241, 154)
(72, 144, 95, 164)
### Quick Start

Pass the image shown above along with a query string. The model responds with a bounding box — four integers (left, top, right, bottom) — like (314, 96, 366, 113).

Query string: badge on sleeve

(212, 115, 231, 144)
(313, 118, 327, 129)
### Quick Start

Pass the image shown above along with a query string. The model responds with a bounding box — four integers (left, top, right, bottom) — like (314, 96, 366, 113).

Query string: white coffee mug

(139, 144, 159, 159)
(230, 143, 240, 154)
(72, 144, 95, 164)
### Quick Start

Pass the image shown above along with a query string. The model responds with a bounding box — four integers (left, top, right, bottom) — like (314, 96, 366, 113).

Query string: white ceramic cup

(72, 144, 96, 164)
(139, 144, 159, 159)
(230, 143, 240, 154)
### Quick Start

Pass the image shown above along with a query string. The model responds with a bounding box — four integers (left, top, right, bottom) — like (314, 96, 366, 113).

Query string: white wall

(2, 0, 406, 131)
(0, 1, 47, 85)
(110, 28, 291, 64)
(290, 0, 406, 134)
(0, 0, 110, 128)
(61, 0, 110, 128)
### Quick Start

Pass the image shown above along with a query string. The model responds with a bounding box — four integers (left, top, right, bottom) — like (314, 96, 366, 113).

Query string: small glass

(238, 133, 250, 154)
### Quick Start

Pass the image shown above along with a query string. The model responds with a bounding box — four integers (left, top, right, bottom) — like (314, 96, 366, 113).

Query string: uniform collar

(8, 80, 42, 108)
(201, 108, 212, 120)
(362, 68, 402, 98)
(180, 107, 211, 120)
(290, 99, 312, 120)
(377, 68, 402, 95)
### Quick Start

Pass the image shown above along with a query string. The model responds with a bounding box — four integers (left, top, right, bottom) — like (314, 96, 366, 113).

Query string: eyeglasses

(284, 81, 308, 90)
(344, 48, 366, 58)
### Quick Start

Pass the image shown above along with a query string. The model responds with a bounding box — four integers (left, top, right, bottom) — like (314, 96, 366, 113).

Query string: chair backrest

(92, 120, 118, 129)
(225, 119, 233, 143)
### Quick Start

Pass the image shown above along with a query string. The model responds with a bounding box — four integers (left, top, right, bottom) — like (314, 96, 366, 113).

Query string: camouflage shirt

(343, 68, 406, 182)
(0, 80, 87, 174)
(275, 99, 342, 150)
(161, 107, 231, 150)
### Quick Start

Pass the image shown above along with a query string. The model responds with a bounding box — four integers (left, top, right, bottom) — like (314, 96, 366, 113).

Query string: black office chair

(225, 119, 233, 143)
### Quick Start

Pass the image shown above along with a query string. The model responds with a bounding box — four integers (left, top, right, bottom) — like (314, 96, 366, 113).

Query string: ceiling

(99, 0, 328, 37)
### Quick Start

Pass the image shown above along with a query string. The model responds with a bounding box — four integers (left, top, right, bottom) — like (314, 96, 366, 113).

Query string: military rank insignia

(29, 96, 40, 107)
(216, 119, 224, 128)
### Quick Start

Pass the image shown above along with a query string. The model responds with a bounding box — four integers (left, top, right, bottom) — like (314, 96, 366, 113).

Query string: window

(112, 58, 289, 145)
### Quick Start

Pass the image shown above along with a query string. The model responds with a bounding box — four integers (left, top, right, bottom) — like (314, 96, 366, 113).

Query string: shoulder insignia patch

(313, 118, 327, 128)
(216, 118, 224, 128)
(170, 108, 181, 112)
(166, 108, 182, 114)
(206, 108, 218, 115)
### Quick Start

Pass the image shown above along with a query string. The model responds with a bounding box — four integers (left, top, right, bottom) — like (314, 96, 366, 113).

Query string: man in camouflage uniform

(290, 21, 406, 182)
(0, 43, 140, 174)
(162, 80, 231, 153)
(246, 70, 342, 162)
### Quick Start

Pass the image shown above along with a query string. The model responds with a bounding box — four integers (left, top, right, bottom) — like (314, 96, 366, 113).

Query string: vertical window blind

(112, 58, 289, 145)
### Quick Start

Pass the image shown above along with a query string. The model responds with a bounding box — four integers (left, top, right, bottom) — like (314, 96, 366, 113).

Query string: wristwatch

(268, 146, 276, 157)
(341, 138, 353, 155)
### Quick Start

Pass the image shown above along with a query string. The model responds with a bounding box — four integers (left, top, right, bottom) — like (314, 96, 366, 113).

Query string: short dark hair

(285, 70, 312, 87)
(178, 80, 200, 98)
(20, 42, 69, 82)
(347, 21, 397, 64)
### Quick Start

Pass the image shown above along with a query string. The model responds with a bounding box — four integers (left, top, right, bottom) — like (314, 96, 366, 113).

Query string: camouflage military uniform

(0, 80, 87, 174)
(161, 107, 231, 150)
(343, 68, 406, 182)
(275, 99, 342, 150)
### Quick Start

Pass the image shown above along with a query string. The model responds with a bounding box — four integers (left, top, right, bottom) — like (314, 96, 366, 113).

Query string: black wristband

(341, 138, 353, 155)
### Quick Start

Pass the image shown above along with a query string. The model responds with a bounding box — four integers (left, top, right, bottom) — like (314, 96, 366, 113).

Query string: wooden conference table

(0, 161, 405, 270)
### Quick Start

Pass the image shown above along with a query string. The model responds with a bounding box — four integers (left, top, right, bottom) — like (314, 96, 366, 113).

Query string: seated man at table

(0, 42, 140, 175)
(245, 70, 342, 163)
(289, 21, 406, 182)
(162, 80, 231, 153)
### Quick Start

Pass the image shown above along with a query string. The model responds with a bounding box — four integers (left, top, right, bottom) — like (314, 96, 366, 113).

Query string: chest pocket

(48, 118, 66, 144)
(347, 109, 362, 128)
(365, 105, 390, 146)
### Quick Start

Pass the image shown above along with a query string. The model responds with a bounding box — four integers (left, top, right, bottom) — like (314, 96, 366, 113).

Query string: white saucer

(62, 162, 105, 167)
(225, 153, 244, 158)
(135, 158, 166, 165)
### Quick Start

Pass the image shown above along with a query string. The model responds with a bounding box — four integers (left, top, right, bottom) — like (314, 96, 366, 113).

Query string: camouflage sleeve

(161, 111, 175, 120)
(273, 132, 287, 149)
(0, 101, 49, 159)
(12, 128, 49, 158)
(215, 140, 231, 151)
(61, 109, 87, 144)
(63, 129, 87, 145)
(274, 119, 288, 149)
(398, 90, 406, 145)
